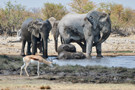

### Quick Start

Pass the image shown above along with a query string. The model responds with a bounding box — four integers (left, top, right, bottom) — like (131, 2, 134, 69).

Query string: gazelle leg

(20, 63, 26, 76)
(37, 61, 40, 76)
(24, 63, 30, 77)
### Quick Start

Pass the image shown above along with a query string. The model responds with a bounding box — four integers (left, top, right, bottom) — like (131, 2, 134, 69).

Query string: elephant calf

(57, 44, 76, 54)
(58, 51, 86, 60)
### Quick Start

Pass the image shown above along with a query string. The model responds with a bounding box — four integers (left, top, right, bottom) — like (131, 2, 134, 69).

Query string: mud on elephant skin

(21, 17, 56, 58)
(58, 51, 86, 60)
(54, 10, 111, 58)
(57, 44, 76, 54)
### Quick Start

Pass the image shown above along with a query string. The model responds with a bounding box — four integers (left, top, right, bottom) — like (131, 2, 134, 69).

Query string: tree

(31, 8, 42, 19)
(122, 8, 133, 22)
(69, 0, 95, 14)
(0, 1, 37, 35)
(0, 1, 26, 31)
(110, 3, 124, 20)
(97, 3, 111, 13)
(97, 2, 135, 35)
(42, 3, 67, 20)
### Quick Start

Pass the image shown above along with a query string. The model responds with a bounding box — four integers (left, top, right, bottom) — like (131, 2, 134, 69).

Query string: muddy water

(48, 56, 135, 68)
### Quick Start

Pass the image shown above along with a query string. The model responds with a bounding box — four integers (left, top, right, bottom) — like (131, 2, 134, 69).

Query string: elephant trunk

(93, 28, 111, 46)
(41, 34, 48, 58)
(93, 15, 111, 46)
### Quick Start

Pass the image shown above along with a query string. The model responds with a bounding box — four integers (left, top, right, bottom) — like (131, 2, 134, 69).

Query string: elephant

(16, 29, 42, 52)
(54, 10, 111, 58)
(58, 51, 86, 60)
(57, 44, 76, 54)
(21, 17, 56, 58)
(31, 41, 43, 53)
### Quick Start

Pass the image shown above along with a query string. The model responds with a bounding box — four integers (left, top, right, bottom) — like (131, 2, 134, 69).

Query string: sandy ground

(0, 35, 135, 89)
(0, 34, 135, 56)
(0, 76, 135, 90)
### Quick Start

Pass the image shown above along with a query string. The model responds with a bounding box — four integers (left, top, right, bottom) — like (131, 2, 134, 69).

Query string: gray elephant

(58, 51, 86, 60)
(31, 41, 43, 53)
(57, 44, 76, 54)
(21, 17, 56, 58)
(55, 10, 111, 58)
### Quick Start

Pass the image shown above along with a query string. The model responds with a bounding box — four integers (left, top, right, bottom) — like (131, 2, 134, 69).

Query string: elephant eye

(89, 16, 93, 20)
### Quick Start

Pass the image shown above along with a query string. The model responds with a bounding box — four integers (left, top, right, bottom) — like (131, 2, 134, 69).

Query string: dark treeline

(0, 0, 135, 36)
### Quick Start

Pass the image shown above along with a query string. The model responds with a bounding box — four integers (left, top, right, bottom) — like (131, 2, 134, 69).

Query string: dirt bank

(0, 55, 135, 84)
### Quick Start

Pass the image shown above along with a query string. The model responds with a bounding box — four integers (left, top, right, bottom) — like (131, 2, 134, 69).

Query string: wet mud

(0, 55, 135, 84)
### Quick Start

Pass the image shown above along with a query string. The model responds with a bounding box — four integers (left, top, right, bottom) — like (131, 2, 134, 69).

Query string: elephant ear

(83, 17, 92, 39)
(28, 20, 42, 38)
(85, 13, 98, 30)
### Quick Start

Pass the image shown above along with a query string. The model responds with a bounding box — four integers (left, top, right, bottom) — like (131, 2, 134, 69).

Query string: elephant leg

(37, 42, 43, 53)
(31, 35, 37, 55)
(94, 35, 103, 58)
(26, 42, 31, 55)
(21, 40, 26, 56)
(77, 42, 86, 52)
(86, 36, 94, 59)
(96, 43, 103, 58)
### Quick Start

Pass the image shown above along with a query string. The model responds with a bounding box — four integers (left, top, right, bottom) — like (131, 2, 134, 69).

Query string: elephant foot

(96, 54, 103, 58)
(86, 55, 92, 59)
(20, 53, 25, 56)
(43, 55, 48, 59)
(26, 52, 31, 55)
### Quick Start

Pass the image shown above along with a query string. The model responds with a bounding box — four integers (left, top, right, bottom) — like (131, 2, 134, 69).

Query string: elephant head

(85, 11, 111, 46)
(28, 19, 41, 38)
(28, 17, 56, 38)
(28, 17, 56, 58)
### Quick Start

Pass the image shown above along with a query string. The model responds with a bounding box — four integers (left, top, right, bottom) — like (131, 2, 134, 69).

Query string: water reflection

(48, 56, 135, 68)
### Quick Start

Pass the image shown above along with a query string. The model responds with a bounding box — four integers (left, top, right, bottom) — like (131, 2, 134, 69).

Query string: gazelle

(20, 55, 53, 77)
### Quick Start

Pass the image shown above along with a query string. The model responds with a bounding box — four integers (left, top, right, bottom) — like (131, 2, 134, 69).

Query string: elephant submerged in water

(21, 17, 56, 58)
(58, 51, 86, 60)
(57, 44, 86, 59)
(54, 10, 111, 58)
(57, 44, 76, 54)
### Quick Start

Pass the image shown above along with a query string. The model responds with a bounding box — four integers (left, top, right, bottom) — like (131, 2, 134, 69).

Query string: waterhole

(48, 56, 135, 68)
